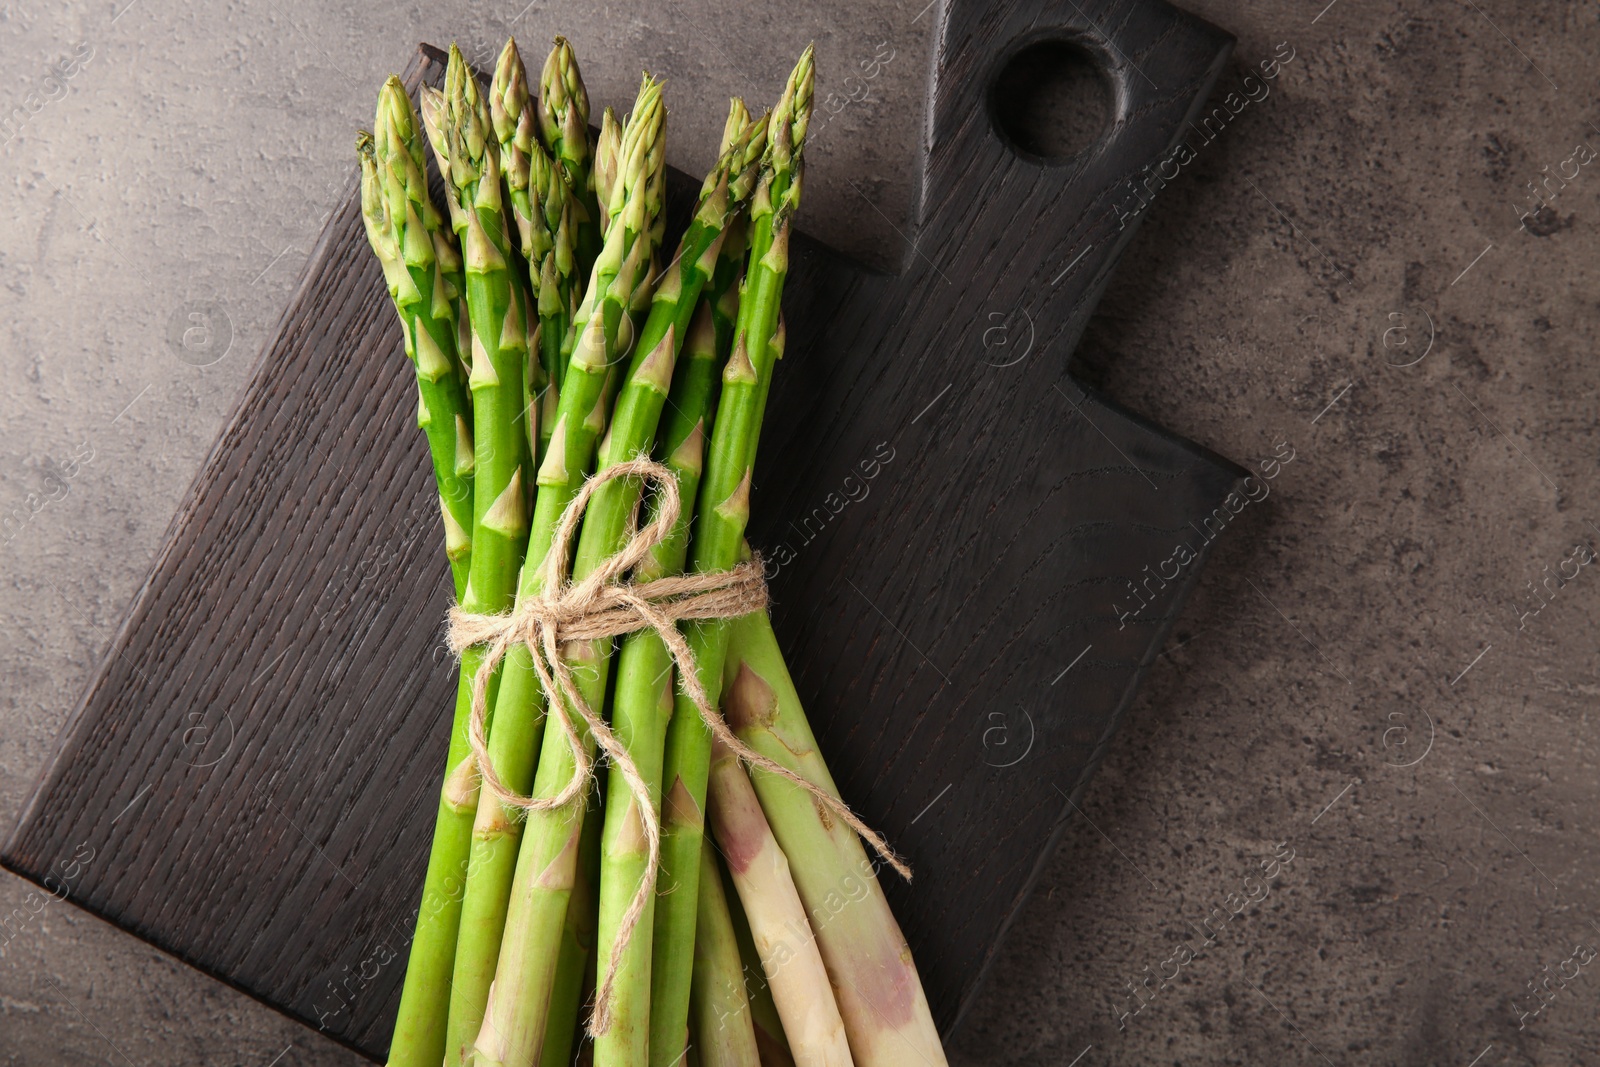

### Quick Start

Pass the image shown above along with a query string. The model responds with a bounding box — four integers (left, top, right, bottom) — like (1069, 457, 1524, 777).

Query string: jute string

(445, 457, 910, 1034)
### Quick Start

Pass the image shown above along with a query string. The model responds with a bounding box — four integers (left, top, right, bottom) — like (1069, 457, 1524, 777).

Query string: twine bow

(445, 457, 910, 1034)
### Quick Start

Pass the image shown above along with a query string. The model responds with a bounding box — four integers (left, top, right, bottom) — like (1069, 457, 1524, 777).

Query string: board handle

(916, 0, 1234, 310)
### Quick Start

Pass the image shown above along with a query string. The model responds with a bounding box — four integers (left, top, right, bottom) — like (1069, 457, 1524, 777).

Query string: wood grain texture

(4, 4, 1241, 1058)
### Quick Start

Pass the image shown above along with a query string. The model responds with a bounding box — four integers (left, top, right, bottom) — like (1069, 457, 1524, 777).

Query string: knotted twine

(444, 457, 911, 1034)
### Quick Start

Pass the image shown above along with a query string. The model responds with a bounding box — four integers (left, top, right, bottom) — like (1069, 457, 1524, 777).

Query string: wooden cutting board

(3, 0, 1239, 1057)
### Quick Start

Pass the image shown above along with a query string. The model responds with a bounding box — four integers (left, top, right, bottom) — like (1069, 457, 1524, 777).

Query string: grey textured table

(3, 0, 1598, 1065)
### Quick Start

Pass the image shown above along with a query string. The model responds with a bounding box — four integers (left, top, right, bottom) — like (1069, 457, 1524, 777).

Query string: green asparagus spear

(691, 844, 761, 1067)
(533, 102, 762, 1067)
(491, 38, 578, 464)
(417, 85, 475, 395)
(386, 43, 534, 1067)
(542, 781, 604, 1067)
(591, 298, 722, 1067)
(592, 118, 761, 1064)
(649, 48, 812, 1067)
(597, 165, 756, 1067)
(474, 87, 767, 1067)
(465, 77, 668, 1067)
(540, 36, 601, 277)
(430, 42, 575, 1067)
(488, 37, 546, 468)
(357, 80, 474, 598)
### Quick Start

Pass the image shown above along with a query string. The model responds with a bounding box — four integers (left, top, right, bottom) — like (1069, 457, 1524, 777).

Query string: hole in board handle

(989, 38, 1115, 165)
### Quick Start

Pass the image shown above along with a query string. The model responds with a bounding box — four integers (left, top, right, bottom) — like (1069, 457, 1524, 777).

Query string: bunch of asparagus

(359, 36, 946, 1067)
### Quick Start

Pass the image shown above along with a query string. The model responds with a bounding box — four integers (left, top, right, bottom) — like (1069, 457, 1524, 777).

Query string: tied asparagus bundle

(358, 37, 947, 1067)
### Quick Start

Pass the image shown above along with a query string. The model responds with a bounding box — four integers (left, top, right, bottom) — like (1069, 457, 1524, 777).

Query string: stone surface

(949, 3, 1600, 1065)
(0, 0, 1595, 1063)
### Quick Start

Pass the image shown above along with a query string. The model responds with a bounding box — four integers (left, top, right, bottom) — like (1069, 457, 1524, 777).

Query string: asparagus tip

(540, 33, 591, 152)
(490, 37, 529, 146)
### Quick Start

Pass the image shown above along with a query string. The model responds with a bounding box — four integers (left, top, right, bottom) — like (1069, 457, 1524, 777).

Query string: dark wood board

(4, 1, 1241, 1057)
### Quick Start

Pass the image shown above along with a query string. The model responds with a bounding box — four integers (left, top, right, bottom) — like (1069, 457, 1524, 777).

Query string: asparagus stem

(691, 843, 761, 1067)
(650, 50, 813, 1067)
(479, 91, 766, 1067)
(574, 100, 764, 1067)
(540, 36, 601, 278)
(436, 47, 585, 1062)
(468, 78, 668, 1067)
(542, 781, 605, 1067)
(708, 209, 746, 369)
(535, 162, 577, 426)
(387, 43, 534, 1067)
(724, 867, 794, 1067)
(591, 301, 723, 1067)
(706, 735, 851, 1067)
(722, 611, 946, 1066)
(357, 80, 474, 598)
(592, 651, 675, 1065)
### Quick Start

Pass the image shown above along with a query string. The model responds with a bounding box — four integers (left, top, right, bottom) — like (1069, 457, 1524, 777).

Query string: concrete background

(1, 0, 1597, 1063)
